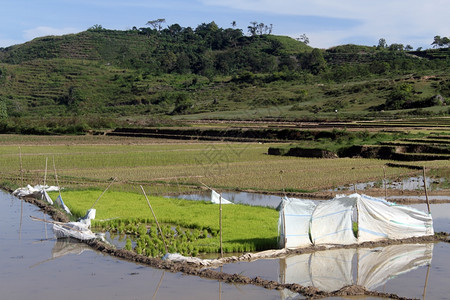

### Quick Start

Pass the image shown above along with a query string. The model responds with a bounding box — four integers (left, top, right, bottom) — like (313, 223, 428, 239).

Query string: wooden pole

(383, 166, 388, 199)
(90, 178, 116, 210)
(282, 207, 287, 249)
(43, 157, 48, 186)
(219, 194, 223, 258)
(422, 167, 431, 214)
(279, 170, 287, 248)
(423, 263, 431, 300)
(140, 185, 168, 253)
(279, 170, 287, 198)
(19, 147, 23, 187)
(52, 156, 62, 198)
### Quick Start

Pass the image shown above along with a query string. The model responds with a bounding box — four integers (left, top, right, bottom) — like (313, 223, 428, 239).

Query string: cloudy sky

(1, 0, 448, 49)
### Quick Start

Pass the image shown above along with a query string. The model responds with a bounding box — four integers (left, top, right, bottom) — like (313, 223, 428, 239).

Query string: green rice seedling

(125, 238, 132, 251)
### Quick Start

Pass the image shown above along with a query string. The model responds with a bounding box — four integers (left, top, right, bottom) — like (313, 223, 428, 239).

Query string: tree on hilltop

(147, 19, 166, 31)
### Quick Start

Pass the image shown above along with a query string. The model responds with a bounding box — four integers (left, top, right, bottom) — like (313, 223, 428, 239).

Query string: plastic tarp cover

(357, 243, 433, 289)
(357, 194, 434, 243)
(278, 197, 315, 248)
(13, 184, 59, 197)
(55, 194, 72, 215)
(41, 190, 54, 205)
(211, 190, 233, 204)
(52, 222, 97, 241)
(310, 196, 357, 245)
(79, 209, 96, 227)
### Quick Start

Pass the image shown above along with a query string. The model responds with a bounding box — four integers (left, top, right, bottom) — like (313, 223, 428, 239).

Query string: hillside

(0, 23, 449, 133)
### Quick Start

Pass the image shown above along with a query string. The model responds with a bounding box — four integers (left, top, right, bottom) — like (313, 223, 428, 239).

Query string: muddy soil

(17, 192, 449, 299)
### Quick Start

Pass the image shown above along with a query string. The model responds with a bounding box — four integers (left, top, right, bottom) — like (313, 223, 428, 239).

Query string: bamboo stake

(19, 147, 23, 187)
(422, 167, 431, 214)
(140, 185, 168, 253)
(151, 271, 165, 300)
(279, 170, 287, 198)
(282, 206, 287, 249)
(30, 216, 86, 233)
(279, 170, 287, 249)
(383, 166, 388, 199)
(423, 263, 431, 300)
(219, 193, 223, 258)
(199, 181, 213, 191)
(90, 178, 116, 210)
(52, 156, 62, 198)
(43, 157, 48, 186)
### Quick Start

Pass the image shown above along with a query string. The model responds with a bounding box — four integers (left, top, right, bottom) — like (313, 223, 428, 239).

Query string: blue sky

(1, 0, 448, 49)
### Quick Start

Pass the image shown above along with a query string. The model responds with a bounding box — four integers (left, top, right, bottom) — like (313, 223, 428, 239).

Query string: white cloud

(0, 38, 23, 48)
(201, 0, 450, 48)
(23, 26, 80, 41)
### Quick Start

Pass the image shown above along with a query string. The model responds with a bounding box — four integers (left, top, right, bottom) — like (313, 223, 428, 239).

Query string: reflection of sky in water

(332, 177, 447, 192)
(0, 191, 282, 300)
(410, 203, 450, 232)
(168, 191, 286, 208)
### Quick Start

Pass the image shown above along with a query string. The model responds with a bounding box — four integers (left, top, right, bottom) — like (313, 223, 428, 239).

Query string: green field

(1, 134, 440, 194)
(1, 134, 448, 256)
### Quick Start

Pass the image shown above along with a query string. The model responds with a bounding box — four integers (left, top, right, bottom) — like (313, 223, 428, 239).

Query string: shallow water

(3, 190, 450, 300)
(217, 242, 450, 300)
(168, 191, 286, 208)
(0, 190, 283, 300)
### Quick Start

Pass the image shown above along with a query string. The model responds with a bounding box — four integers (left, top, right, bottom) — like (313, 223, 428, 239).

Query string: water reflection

(280, 243, 433, 294)
(0, 190, 283, 300)
(169, 191, 286, 208)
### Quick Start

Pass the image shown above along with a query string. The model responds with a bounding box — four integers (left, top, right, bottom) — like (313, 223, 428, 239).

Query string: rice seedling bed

(49, 190, 278, 256)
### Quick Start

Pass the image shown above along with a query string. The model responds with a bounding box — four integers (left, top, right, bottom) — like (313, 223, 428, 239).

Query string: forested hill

(0, 22, 449, 133)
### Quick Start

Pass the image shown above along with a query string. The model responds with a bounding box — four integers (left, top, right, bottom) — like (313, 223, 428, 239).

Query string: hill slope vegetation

(0, 22, 449, 133)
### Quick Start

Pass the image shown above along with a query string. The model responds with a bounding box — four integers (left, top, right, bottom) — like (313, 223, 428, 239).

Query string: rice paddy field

(0, 133, 448, 255)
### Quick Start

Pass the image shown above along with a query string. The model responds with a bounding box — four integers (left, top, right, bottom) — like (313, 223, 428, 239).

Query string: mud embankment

(269, 144, 450, 160)
(15, 192, 449, 300)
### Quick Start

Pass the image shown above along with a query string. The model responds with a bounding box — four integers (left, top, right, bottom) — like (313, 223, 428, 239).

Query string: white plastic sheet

(53, 222, 97, 241)
(79, 209, 96, 227)
(13, 184, 59, 197)
(278, 197, 315, 248)
(310, 196, 357, 245)
(211, 190, 233, 204)
(357, 194, 434, 242)
(55, 194, 72, 215)
(41, 190, 54, 205)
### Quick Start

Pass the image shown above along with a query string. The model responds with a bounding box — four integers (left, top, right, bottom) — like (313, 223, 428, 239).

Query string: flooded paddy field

(3, 188, 450, 300)
(0, 190, 282, 300)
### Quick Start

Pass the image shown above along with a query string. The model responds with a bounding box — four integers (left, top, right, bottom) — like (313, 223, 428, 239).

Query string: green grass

(49, 189, 278, 255)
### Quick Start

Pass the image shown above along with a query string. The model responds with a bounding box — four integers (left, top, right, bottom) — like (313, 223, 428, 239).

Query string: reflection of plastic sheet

(31, 239, 92, 268)
(357, 243, 434, 290)
(280, 243, 433, 294)
(310, 249, 355, 292)
(280, 248, 355, 292)
(52, 239, 92, 259)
